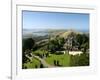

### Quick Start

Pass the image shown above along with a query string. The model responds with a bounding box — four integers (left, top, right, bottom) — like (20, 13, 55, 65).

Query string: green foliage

(23, 38, 35, 52)
(76, 34, 89, 50)
(22, 38, 35, 63)
(70, 53, 89, 66)
(33, 50, 49, 58)
(48, 37, 65, 52)
(23, 58, 41, 69)
(81, 42, 89, 53)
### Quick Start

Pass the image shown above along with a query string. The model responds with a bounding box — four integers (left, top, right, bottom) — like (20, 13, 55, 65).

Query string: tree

(48, 40, 56, 52)
(48, 36, 65, 52)
(22, 38, 35, 64)
(76, 34, 83, 47)
(23, 38, 35, 51)
(81, 42, 89, 53)
(76, 34, 89, 50)
(58, 37, 65, 48)
(70, 54, 89, 66)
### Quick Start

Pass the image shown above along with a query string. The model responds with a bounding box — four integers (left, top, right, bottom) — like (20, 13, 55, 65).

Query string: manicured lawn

(23, 58, 41, 69)
(45, 53, 70, 67)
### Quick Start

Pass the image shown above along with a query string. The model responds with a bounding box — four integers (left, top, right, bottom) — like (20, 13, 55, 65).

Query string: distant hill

(59, 30, 82, 39)
(23, 29, 89, 40)
(50, 29, 87, 39)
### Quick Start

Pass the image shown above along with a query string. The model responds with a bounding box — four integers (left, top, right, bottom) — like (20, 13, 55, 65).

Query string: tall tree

(22, 38, 35, 64)
(23, 38, 35, 52)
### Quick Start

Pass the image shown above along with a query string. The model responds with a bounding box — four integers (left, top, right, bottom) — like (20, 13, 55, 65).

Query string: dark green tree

(22, 38, 35, 64)
(23, 38, 35, 51)
(76, 34, 89, 50)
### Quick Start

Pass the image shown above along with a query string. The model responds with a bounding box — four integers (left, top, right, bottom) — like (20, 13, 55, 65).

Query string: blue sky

(22, 11, 89, 30)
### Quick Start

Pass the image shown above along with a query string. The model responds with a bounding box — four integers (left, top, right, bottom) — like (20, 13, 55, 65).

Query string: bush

(70, 53, 89, 66)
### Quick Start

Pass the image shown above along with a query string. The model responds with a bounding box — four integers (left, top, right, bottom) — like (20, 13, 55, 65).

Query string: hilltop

(49, 29, 87, 39)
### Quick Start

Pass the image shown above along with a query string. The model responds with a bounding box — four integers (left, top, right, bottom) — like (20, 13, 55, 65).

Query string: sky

(22, 10, 89, 30)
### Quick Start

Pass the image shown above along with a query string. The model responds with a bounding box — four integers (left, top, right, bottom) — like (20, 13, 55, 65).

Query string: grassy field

(23, 49, 89, 69)
(32, 50, 71, 67)
(45, 53, 70, 67)
(23, 58, 40, 69)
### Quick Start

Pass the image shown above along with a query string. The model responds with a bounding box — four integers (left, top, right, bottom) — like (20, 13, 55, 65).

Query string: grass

(45, 53, 70, 67)
(33, 50, 48, 55)
(23, 49, 89, 69)
(23, 58, 41, 69)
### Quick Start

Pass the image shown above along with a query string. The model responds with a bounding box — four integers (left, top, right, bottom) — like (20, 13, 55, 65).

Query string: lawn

(23, 58, 41, 69)
(45, 53, 70, 67)
(23, 48, 89, 69)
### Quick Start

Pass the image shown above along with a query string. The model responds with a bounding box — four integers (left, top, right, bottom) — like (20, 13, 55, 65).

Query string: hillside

(50, 29, 83, 39)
